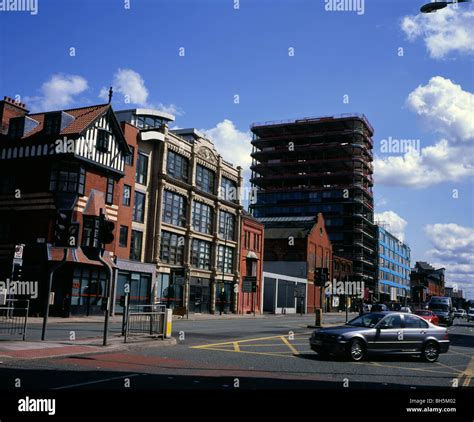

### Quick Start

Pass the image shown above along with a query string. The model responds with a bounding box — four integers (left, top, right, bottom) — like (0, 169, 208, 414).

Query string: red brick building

(0, 96, 152, 316)
(239, 211, 264, 314)
(261, 213, 332, 313)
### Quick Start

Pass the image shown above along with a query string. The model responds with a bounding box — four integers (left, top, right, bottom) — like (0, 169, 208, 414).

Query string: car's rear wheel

(348, 339, 366, 362)
(421, 341, 439, 362)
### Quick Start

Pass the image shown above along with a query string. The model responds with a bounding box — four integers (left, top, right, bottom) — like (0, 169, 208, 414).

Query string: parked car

(414, 309, 439, 326)
(400, 306, 413, 313)
(454, 309, 467, 319)
(309, 312, 450, 362)
(371, 303, 388, 312)
(467, 309, 474, 322)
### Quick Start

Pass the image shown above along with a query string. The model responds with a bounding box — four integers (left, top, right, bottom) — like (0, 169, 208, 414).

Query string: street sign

(14, 244, 25, 259)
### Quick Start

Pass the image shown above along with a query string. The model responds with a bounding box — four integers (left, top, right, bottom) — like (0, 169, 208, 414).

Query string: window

(133, 191, 146, 223)
(49, 164, 85, 195)
(253, 233, 261, 252)
(119, 226, 128, 247)
(220, 177, 237, 202)
(160, 231, 185, 265)
(106, 177, 114, 205)
(44, 114, 61, 135)
(217, 245, 234, 273)
(379, 314, 402, 329)
(130, 230, 143, 261)
(196, 165, 215, 194)
(162, 191, 186, 227)
(191, 239, 211, 270)
(97, 129, 110, 152)
(246, 259, 257, 276)
(125, 145, 134, 166)
(218, 211, 235, 240)
(0, 222, 11, 242)
(136, 152, 149, 185)
(167, 150, 189, 182)
(404, 315, 428, 329)
(123, 185, 131, 206)
(82, 216, 100, 248)
(0, 174, 15, 194)
(8, 117, 24, 139)
(192, 201, 213, 234)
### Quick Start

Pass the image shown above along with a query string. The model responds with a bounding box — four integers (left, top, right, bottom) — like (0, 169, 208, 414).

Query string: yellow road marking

(359, 361, 456, 375)
(191, 332, 311, 349)
(201, 347, 296, 358)
(280, 336, 300, 355)
(457, 357, 474, 387)
(233, 342, 240, 352)
(435, 361, 464, 374)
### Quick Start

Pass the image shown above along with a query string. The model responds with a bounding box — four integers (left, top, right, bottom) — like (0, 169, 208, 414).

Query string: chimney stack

(0, 96, 29, 135)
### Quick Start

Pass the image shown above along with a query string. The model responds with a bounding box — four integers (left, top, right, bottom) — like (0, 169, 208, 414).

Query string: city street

(1, 314, 473, 390)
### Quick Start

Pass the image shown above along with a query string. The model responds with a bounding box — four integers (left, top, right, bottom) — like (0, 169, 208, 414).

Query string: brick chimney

(0, 96, 29, 135)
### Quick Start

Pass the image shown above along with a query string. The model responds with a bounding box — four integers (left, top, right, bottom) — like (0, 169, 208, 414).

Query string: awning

(47, 245, 117, 269)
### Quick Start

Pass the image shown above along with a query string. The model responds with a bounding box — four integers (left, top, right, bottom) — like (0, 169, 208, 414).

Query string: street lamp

(420, 0, 469, 13)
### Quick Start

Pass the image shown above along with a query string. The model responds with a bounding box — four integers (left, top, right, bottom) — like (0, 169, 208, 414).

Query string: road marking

(435, 361, 464, 374)
(201, 347, 296, 358)
(191, 332, 312, 349)
(233, 342, 240, 352)
(457, 357, 474, 387)
(360, 361, 456, 376)
(280, 336, 300, 355)
(52, 373, 141, 390)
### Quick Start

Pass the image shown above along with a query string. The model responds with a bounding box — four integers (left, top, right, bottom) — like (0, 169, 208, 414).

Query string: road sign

(14, 244, 25, 259)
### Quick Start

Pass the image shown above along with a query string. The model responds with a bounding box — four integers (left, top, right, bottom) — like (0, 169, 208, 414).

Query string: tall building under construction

(249, 114, 376, 294)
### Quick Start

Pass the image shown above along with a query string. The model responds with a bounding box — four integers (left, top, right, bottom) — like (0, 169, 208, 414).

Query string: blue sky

(1, 0, 473, 296)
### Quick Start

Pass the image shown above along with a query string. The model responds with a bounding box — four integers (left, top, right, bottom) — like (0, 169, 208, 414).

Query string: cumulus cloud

(25, 74, 88, 112)
(407, 76, 474, 143)
(425, 223, 474, 298)
(374, 211, 408, 241)
(99, 68, 183, 115)
(201, 119, 252, 181)
(401, 7, 474, 59)
(375, 77, 474, 188)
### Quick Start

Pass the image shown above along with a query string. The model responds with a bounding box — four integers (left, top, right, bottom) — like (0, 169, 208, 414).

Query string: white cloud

(26, 74, 88, 112)
(401, 7, 474, 59)
(375, 77, 474, 188)
(374, 211, 407, 241)
(99, 68, 148, 105)
(425, 223, 474, 298)
(99, 68, 183, 116)
(407, 76, 474, 143)
(201, 119, 252, 181)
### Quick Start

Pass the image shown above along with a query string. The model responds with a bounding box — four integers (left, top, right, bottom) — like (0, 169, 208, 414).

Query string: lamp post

(420, 0, 469, 13)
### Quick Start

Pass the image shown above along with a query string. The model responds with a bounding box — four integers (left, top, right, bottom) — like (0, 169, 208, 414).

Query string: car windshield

(347, 313, 384, 328)
(430, 304, 449, 311)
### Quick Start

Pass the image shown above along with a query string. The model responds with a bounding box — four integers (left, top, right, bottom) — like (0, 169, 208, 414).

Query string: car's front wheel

(421, 341, 440, 362)
(348, 339, 366, 362)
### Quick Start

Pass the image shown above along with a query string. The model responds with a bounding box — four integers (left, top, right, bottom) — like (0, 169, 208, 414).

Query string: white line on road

(52, 373, 142, 390)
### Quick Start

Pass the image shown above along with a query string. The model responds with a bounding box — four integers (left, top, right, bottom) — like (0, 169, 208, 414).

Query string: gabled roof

(22, 104, 110, 139)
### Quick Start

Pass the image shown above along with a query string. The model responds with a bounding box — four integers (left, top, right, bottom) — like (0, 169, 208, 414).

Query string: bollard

(165, 308, 173, 338)
(314, 308, 322, 327)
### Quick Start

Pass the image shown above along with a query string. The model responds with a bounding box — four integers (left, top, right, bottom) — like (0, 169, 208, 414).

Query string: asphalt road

(1, 314, 474, 390)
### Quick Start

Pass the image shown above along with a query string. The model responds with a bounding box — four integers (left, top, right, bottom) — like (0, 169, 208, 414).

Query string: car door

(373, 314, 404, 352)
(402, 314, 428, 351)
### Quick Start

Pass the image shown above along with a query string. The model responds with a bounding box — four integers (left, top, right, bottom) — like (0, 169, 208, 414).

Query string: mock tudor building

(115, 109, 244, 314)
(0, 96, 141, 316)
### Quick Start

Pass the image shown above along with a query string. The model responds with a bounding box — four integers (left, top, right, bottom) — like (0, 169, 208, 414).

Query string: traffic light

(53, 210, 72, 247)
(12, 262, 22, 281)
(315, 268, 329, 286)
(99, 214, 115, 245)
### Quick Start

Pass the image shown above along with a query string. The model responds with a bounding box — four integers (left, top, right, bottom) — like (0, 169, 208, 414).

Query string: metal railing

(0, 299, 29, 341)
(124, 304, 166, 343)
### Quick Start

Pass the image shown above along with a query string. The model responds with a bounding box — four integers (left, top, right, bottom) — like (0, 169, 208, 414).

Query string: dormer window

(44, 113, 62, 135)
(8, 117, 25, 139)
(97, 129, 110, 152)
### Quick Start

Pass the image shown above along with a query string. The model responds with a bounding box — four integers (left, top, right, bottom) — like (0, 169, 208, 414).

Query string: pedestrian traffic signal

(99, 215, 115, 245)
(53, 210, 73, 247)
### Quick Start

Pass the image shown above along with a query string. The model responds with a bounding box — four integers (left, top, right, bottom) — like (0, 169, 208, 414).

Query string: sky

(0, 0, 473, 297)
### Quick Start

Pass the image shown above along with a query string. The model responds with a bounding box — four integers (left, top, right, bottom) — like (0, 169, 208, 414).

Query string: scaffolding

(249, 114, 376, 290)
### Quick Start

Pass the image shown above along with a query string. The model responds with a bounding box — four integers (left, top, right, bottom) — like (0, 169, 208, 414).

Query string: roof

(416, 261, 435, 271)
(23, 104, 110, 139)
(242, 210, 263, 225)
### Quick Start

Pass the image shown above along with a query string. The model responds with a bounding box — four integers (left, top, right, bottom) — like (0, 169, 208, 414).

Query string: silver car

(309, 312, 450, 362)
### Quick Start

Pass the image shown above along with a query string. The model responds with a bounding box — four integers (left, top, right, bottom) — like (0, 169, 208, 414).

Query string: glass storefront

(156, 273, 184, 309)
(71, 267, 107, 316)
(115, 271, 152, 313)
